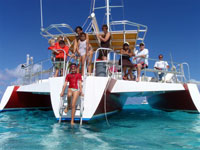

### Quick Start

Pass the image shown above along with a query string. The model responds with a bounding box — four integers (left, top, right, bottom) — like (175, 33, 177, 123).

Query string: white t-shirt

(134, 48, 149, 65)
(154, 60, 169, 70)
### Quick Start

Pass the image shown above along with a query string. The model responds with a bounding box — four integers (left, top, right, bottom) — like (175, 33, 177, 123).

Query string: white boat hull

(1, 76, 200, 122)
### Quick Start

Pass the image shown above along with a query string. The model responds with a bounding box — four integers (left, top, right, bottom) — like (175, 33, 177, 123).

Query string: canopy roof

(66, 30, 137, 51)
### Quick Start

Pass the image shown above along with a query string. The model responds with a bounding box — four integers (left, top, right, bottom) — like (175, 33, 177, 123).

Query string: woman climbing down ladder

(60, 63, 83, 125)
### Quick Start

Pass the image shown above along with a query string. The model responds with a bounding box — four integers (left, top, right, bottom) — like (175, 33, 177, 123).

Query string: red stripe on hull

(147, 89, 197, 112)
(94, 92, 124, 116)
(5, 86, 52, 109)
(93, 79, 124, 116)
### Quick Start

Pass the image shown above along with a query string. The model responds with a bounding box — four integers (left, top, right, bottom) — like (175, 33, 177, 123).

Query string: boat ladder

(58, 56, 88, 124)
(58, 95, 84, 125)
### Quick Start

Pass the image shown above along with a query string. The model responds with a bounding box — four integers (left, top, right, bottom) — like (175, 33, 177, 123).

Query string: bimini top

(40, 20, 147, 51)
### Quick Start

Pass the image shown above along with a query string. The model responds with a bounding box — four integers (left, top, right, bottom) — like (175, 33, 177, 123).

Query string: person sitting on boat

(96, 24, 111, 60)
(154, 54, 169, 81)
(50, 40, 74, 77)
(119, 42, 135, 80)
(60, 63, 82, 125)
(74, 26, 93, 74)
(134, 43, 149, 82)
(77, 32, 89, 76)
(48, 38, 58, 61)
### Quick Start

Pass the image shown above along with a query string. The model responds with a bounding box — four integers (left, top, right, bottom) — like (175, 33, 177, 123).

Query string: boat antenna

(121, 0, 125, 20)
(40, 0, 44, 30)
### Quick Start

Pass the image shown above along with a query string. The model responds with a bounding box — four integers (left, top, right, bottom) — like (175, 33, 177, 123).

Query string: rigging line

(82, 0, 93, 30)
(92, 0, 96, 12)
(110, 11, 115, 31)
(104, 77, 111, 126)
(121, 0, 125, 20)
(82, 16, 89, 29)
(102, 14, 106, 25)
(90, 0, 93, 14)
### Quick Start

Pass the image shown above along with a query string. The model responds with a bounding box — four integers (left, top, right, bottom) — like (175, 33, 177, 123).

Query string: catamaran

(1, 0, 200, 123)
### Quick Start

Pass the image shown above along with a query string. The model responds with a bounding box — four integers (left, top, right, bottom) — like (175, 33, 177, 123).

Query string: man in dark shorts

(60, 63, 82, 125)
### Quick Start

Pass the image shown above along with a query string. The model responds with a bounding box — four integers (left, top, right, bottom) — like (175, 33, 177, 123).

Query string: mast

(93, 0, 123, 31)
(106, 0, 110, 31)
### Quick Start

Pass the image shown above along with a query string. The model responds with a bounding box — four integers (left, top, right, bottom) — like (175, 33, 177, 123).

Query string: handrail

(139, 58, 190, 83)
(40, 23, 76, 39)
(93, 47, 114, 76)
(53, 49, 67, 77)
(110, 20, 148, 48)
(182, 62, 190, 81)
(110, 20, 148, 30)
(21, 49, 70, 85)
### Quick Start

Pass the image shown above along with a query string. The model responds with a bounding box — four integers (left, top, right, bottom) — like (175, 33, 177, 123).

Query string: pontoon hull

(1, 78, 200, 123)
(0, 86, 52, 112)
(147, 91, 197, 112)
(147, 84, 200, 112)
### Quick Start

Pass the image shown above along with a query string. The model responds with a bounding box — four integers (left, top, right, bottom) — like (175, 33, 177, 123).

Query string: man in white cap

(134, 43, 149, 82)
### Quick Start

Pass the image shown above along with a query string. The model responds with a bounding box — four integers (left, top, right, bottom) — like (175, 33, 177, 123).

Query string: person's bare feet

(64, 106, 71, 113)
(136, 77, 140, 82)
(71, 121, 75, 126)
(64, 107, 68, 113)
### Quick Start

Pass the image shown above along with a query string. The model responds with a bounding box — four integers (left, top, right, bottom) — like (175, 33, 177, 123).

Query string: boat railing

(110, 20, 148, 47)
(140, 58, 190, 83)
(92, 49, 190, 83)
(93, 48, 116, 77)
(40, 23, 76, 39)
(92, 48, 123, 79)
(21, 49, 69, 85)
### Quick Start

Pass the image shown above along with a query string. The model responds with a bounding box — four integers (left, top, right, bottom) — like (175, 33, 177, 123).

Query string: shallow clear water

(1, 105, 200, 150)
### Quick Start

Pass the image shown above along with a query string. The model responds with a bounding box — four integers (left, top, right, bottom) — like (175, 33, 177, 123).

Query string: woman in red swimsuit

(60, 63, 82, 125)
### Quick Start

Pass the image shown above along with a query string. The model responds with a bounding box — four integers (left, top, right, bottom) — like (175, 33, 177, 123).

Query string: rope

(104, 77, 112, 126)
(121, 0, 125, 20)
(82, 16, 90, 29)
(93, 0, 96, 12)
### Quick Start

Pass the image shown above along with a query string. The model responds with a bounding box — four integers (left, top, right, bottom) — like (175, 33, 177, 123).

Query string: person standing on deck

(77, 32, 89, 76)
(134, 43, 149, 82)
(74, 26, 93, 74)
(49, 40, 74, 77)
(60, 63, 82, 125)
(154, 54, 169, 81)
(97, 24, 111, 60)
(48, 39, 58, 61)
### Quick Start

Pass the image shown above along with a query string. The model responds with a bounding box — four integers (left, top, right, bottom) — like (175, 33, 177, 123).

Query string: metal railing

(93, 48, 121, 77)
(140, 58, 190, 83)
(91, 48, 190, 83)
(20, 47, 191, 85)
(21, 49, 69, 85)
(110, 20, 148, 47)
(40, 23, 76, 39)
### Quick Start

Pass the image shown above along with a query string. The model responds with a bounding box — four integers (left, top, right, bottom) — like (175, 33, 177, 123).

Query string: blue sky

(0, 0, 200, 97)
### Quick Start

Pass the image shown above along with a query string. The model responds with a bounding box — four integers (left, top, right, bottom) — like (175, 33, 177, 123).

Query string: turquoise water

(1, 105, 200, 150)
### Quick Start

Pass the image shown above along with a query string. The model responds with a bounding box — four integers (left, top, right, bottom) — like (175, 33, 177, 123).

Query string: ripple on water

(1, 105, 200, 150)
